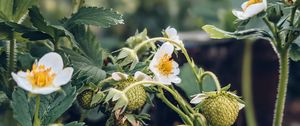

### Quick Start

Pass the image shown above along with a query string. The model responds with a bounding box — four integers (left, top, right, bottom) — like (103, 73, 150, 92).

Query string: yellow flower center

(244, 0, 262, 11)
(26, 64, 56, 88)
(156, 54, 173, 76)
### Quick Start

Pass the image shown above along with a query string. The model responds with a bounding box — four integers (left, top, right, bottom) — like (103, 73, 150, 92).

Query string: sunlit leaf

(64, 7, 124, 29)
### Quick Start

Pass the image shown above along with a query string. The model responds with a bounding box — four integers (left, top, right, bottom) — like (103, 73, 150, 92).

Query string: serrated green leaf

(63, 25, 107, 82)
(65, 121, 85, 126)
(39, 85, 76, 125)
(28, 6, 77, 44)
(64, 7, 123, 29)
(290, 44, 300, 61)
(63, 48, 106, 83)
(11, 88, 35, 126)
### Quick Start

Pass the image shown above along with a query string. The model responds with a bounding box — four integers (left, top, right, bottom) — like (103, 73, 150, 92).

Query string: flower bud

(267, 5, 283, 23)
(117, 48, 139, 70)
(285, 0, 296, 5)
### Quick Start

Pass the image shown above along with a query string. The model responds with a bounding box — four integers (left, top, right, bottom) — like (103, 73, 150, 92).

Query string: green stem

(156, 88, 193, 125)
(262, 17, 278, 46)
(97, 77, 113, 87)
(33, 95, 41, 126)
(134, 37, 202, 90)
(273, 48, 289, 126)
(242, 40, 257, 126)
(200, 71, 221, 91)
(170, 85, 194, 117)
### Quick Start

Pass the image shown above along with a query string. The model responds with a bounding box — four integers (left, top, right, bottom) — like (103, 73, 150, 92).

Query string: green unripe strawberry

(200, 92, 239, 126)
(77, 89, 102, 109)
(115, 77, 147, 111)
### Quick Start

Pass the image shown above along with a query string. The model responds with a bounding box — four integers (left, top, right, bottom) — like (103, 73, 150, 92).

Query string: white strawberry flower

(232, 0, 267, 20)
(164, 26, 184, 50)
(149, 43, 181, 85)
(11, 52, 73, 95)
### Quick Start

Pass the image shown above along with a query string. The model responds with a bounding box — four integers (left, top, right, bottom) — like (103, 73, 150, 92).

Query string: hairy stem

(242, 41, 257, 126)
(7, 32, 16, 76)
(33, 95, 41, 126)
(273, 48, 289, 126)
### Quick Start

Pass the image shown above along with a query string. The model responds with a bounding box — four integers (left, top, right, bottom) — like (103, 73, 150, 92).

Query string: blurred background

(2, 0, 300, 125)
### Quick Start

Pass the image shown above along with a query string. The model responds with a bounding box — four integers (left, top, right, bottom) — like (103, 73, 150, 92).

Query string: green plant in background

(203, 0, 300, 125)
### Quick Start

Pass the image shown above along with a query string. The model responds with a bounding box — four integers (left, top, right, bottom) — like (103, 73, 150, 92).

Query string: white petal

(156, 76, 172, 85)
(166, 27, 178, 36)
(241, 1, 249, 10)
(172, 61, 179, 68)
(11, 72, 32, 92)
(17, 71, 27, 77)
(190, 93, 207, 104)
(31, 86, 60, 95)
(154, 43, 174, 59)
(112, 72, 128, 81)
(134, 71, 152, 81)
(171, 76, 181, 84)
(243, 2, 266, 19)
(239, 103, 245, 110)
(38, 52, 63, 73)
(53, 67, 73, 86)
(263, 0, 267, 9)
(232, 10, 248, 20)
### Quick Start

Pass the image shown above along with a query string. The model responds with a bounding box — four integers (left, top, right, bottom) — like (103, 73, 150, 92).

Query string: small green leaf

(290, 44, 300, 61)
(202, 25, 272, 40)
(64, 7, 124, 29)
(39, 85, 76, 125)
(90, 91, 105, 105)
(11, 88, 34, 126)
(202, 25, 234, 39)
(125, 114, 136, 124)
(113, 94, 128, 112)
